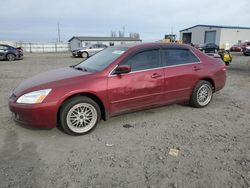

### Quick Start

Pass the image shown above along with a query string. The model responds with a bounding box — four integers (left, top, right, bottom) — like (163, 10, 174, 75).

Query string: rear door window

(162, 49, 199, 66)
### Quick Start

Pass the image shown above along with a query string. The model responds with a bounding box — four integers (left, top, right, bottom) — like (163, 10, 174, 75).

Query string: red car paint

(9, 43, 226, 129)
(230, 42, 250, 52)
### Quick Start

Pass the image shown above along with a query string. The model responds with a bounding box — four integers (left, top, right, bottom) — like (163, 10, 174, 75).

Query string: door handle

(151, 73, 162, 78)
(193, 66, 200, 71)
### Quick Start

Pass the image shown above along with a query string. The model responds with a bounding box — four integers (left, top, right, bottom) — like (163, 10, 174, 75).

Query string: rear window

(162, 49, 199, 66)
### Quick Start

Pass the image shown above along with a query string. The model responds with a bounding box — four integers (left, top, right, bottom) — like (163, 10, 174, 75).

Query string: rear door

(108, 48, 165, 114)
(161, 48, 201, 103)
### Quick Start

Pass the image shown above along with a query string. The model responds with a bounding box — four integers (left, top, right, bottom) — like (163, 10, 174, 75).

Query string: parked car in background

(72, 44, 107, 58)
(9, 43, 226, 135)
(198, 43, 219, 53)
(230, 43, 244, 52)
(242, 41, 250, 53)
(243, 46, 250, 56)
(0, 44, 23, 61)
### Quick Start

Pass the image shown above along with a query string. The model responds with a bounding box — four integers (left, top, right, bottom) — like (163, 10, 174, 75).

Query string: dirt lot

(0, 52, 249, 188)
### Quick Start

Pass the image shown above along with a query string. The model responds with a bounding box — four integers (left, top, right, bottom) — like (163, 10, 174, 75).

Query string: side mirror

(114, 65, 131, 74)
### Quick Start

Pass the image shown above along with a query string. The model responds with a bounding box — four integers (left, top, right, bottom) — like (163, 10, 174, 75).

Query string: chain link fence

(0, 41, 70, 53)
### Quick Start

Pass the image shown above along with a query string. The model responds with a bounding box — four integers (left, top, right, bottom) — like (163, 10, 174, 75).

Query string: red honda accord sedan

(9, 43, 226, 135)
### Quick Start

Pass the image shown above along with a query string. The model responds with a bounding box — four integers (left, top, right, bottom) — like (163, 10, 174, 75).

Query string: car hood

(72, 47, 86, 52)
(13, 67, 91, 96)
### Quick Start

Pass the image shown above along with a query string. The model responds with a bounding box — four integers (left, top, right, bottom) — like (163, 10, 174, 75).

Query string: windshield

(74, 47, 128, 72)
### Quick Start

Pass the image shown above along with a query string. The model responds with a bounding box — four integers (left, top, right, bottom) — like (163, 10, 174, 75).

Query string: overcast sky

(1, 0, 249, 42)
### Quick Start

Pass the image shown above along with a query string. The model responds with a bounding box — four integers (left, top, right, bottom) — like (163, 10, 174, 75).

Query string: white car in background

(72, 44, 108, 58)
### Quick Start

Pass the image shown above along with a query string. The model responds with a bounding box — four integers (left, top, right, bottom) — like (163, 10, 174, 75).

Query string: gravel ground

(0, 52, 249, 188)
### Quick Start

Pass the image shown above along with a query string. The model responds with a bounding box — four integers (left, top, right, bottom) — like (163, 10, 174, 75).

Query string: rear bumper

(214, 69, 227, 92)
(8, 100, 58, 129)
(72, 51, 81, 57)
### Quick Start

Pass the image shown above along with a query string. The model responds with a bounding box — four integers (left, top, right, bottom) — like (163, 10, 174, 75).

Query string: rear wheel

(6, 54, 15, 61)
(190, 80, 213, 108)
(60, 96, 101, 135)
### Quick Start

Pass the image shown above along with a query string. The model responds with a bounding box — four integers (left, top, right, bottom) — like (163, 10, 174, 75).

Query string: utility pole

(57, 23, 61, 43)
(123, 26, 125, 37)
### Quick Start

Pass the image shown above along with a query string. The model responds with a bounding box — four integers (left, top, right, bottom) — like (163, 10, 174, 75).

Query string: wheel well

(201, 78, 215, 91)
(6, 53, 16, 57)
(57, 93, 107, 125)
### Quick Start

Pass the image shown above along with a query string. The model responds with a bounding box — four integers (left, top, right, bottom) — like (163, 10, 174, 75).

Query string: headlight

(16, 89, 52, 104)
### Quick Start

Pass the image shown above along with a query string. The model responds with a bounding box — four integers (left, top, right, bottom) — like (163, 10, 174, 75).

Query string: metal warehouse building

(179, 25, 250, 49)
(68, 36, 142, 50)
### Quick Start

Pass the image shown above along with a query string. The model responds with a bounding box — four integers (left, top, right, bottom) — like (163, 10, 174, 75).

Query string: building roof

(180, 24, 250, 32)
(68, 36, 142, 42)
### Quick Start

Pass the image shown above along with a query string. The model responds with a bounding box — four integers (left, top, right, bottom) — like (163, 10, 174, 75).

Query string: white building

(179, 25, 250, 49)
(68, 36, 142, 50)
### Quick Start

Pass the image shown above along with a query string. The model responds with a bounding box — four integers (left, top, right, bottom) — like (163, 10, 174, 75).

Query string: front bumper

(244, 49, 250, 55)
(8, 99, 58, 129)
(72, 51, 81, 57)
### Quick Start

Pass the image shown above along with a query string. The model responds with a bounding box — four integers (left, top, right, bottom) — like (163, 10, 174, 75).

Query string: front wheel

(81, 51, 88, 58)
(190, 80, 213, 108)
(6, 54, 15, 61)
(60, 96, 101, 135)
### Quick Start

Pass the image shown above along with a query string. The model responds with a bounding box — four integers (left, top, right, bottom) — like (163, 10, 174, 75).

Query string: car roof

(111, 42, 191, 50)
(0, 44, 13, 47)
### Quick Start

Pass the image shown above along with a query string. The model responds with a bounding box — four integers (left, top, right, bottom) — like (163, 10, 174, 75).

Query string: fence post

(29, 42, 32, 53)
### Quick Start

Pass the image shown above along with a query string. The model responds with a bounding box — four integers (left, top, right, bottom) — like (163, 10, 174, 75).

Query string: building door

(204, 31, 216, 43)
(182, 33, 192, 43)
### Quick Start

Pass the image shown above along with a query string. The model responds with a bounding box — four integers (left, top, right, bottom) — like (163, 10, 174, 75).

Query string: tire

(6, 54, 15, 61)
(190, 80, 213, 108)
(81, 51, 88, 58)
(60, 96, 101, 136)
(225, 62, 230, 66)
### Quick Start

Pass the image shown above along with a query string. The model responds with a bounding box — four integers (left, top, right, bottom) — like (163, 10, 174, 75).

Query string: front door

(0, 45, 6, 59)
(108, 49, 165, 115)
